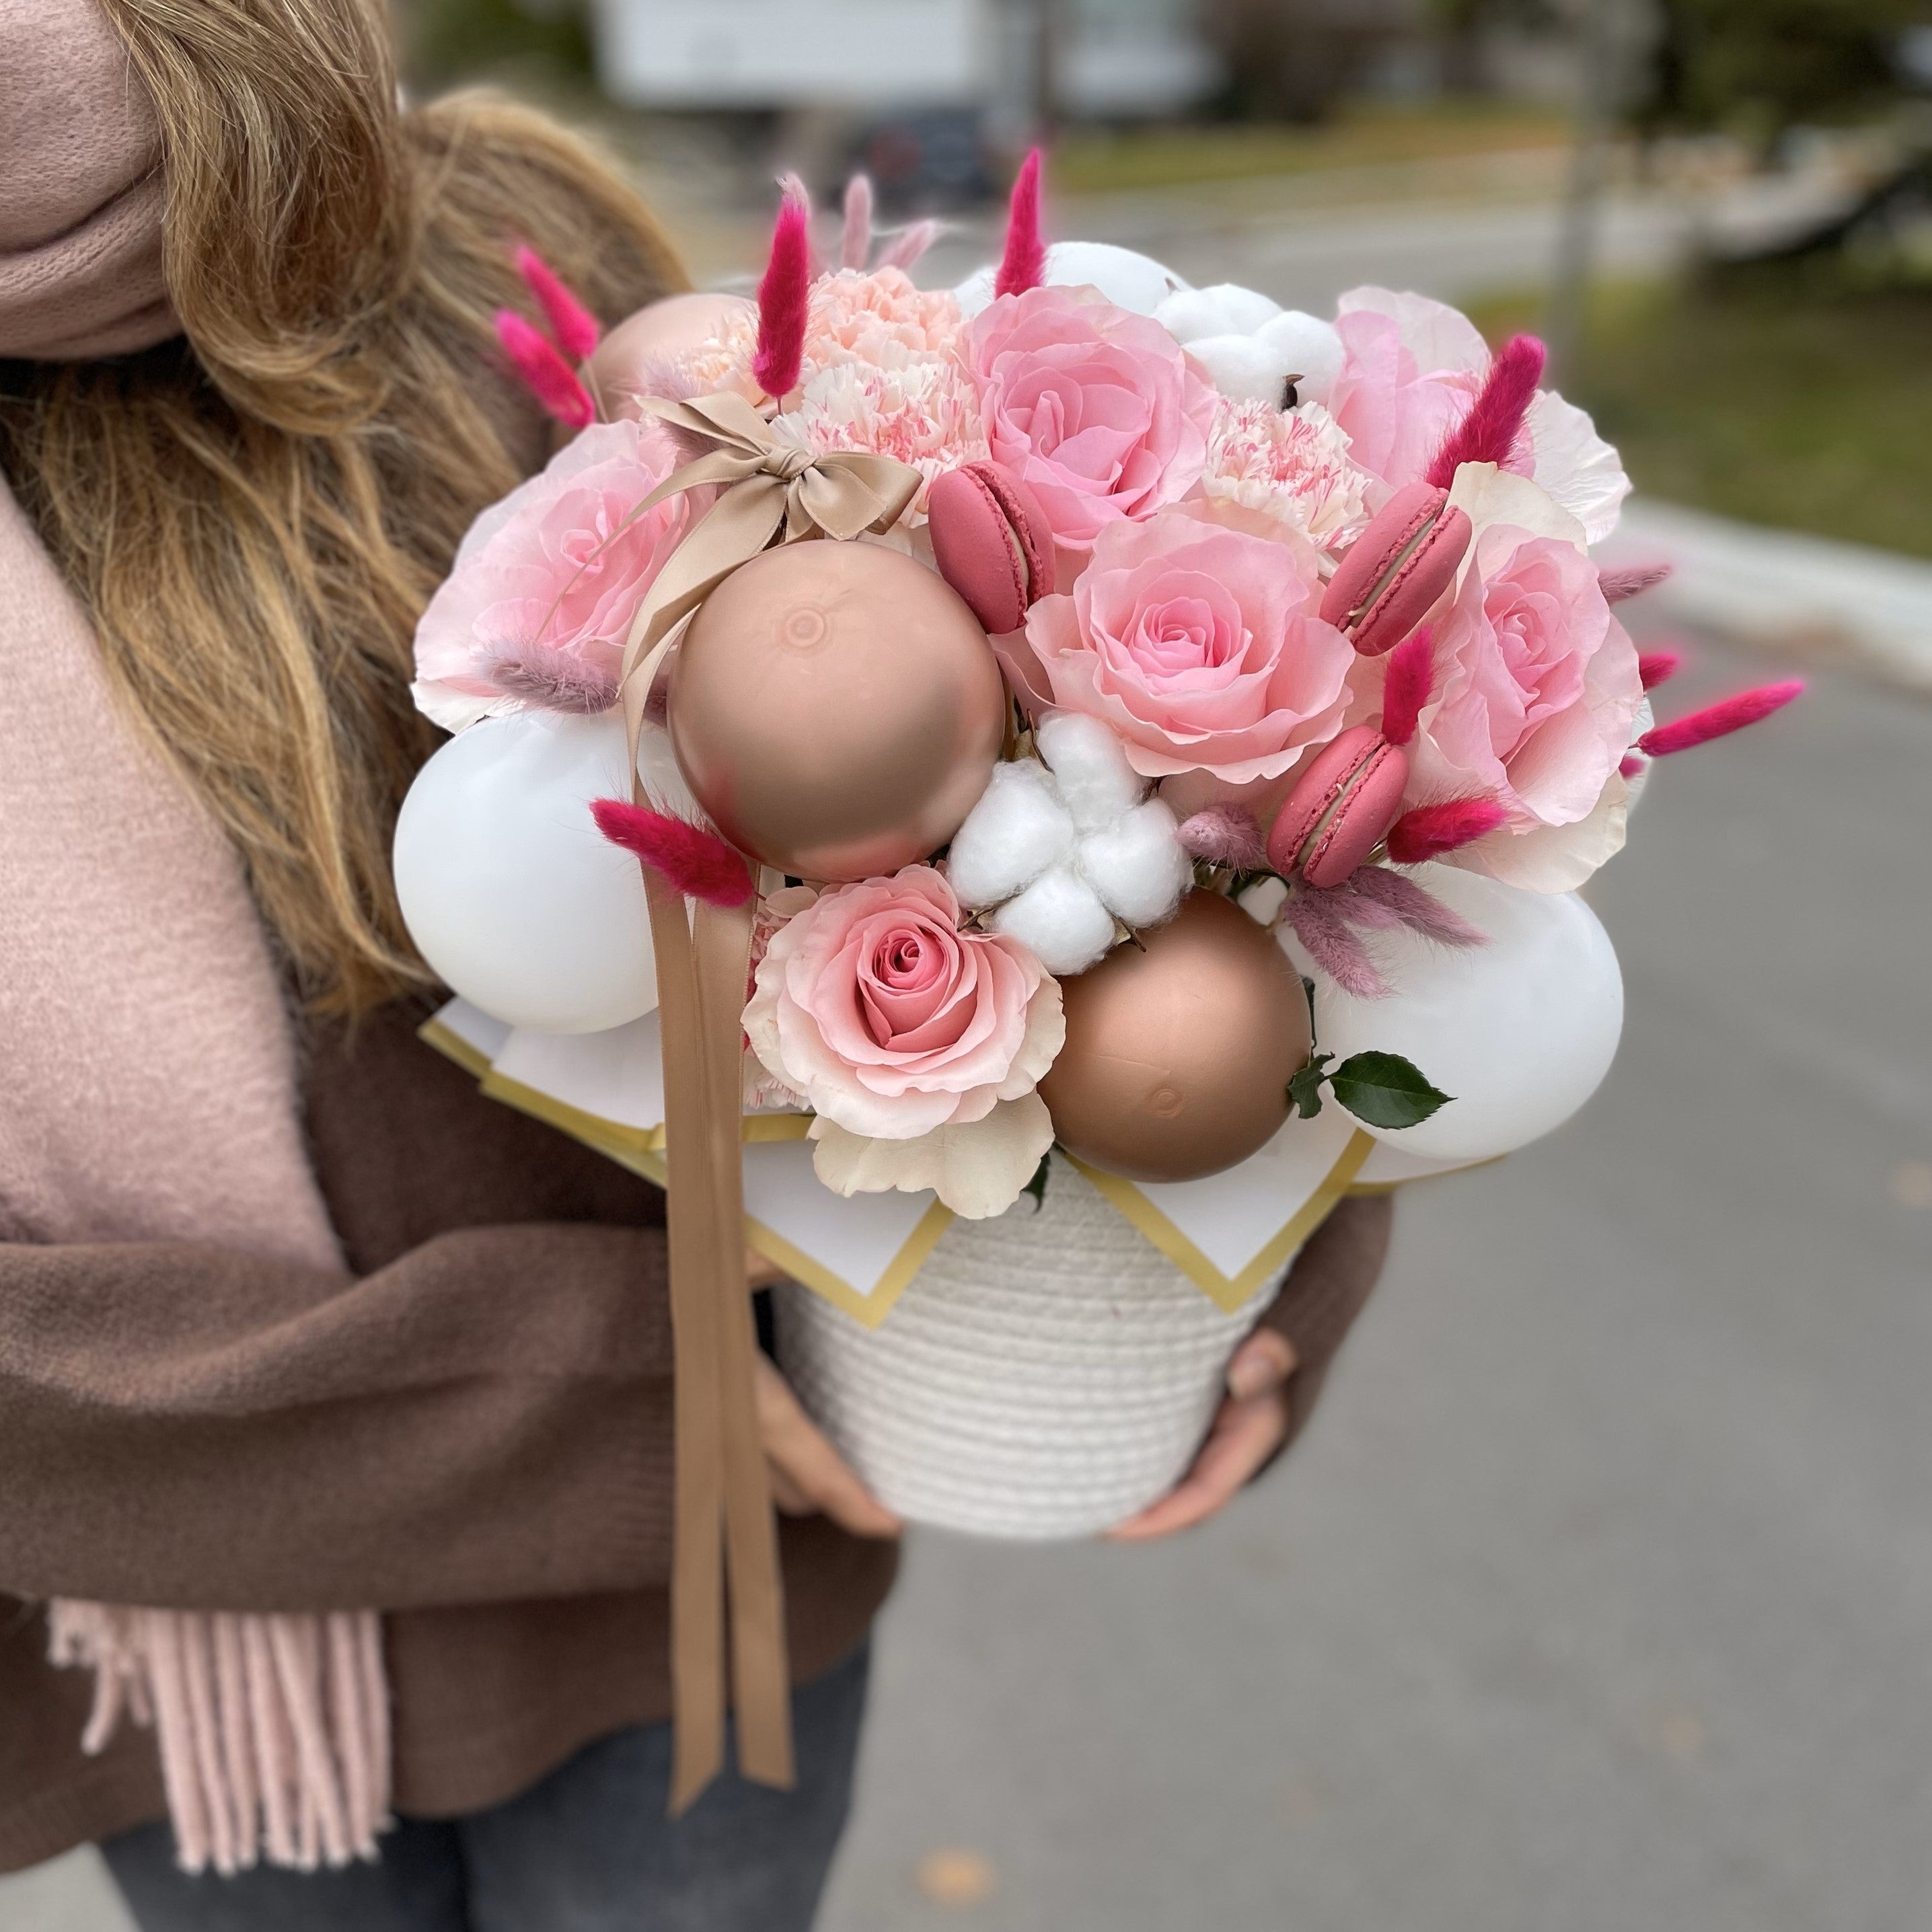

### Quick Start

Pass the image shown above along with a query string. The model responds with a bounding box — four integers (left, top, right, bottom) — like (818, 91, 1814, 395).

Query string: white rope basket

(772, 1156, 1286, 1540)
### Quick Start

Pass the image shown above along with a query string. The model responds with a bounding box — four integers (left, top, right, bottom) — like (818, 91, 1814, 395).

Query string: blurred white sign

(593, 0, 988, 108)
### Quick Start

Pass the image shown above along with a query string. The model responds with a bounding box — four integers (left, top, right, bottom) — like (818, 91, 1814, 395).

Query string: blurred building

(589, 0, 1223, 120)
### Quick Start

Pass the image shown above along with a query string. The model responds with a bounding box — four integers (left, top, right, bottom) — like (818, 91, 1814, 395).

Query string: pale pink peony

(1327, 286, 1631, 543)
(743, 865, 1064, 1142)
(1013, 509, 1357, 784)
(412, 419, 690, 733)
(967, 284, 1218, 557)
(1200, 396, 1376, 553)
(1406, 522, 1644, 887)
(769, 358, 989, 518)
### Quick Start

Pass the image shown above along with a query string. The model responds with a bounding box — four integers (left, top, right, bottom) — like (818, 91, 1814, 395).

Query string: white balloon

(394, 710, 657, 1034)
(1281, 865, 1623, 1162)
(955, 242, 1191, 320)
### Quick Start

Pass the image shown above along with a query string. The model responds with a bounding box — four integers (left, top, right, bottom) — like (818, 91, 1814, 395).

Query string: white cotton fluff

(946, 760, 1075, 909)
(955, 243, 1191, 320)
(1078, 798, 1192, 928)
(1156, 293, 1346, 410)
(1156, 283, 1283, 343)
(990, 865, 1119, 975)
(1035, 711, 1144, 833)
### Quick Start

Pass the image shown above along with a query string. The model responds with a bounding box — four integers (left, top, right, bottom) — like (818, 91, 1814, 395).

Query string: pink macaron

(926, 461, 1053, 636)
(1267, 725, 1411, 889)
(1320, 482, 1471, 659)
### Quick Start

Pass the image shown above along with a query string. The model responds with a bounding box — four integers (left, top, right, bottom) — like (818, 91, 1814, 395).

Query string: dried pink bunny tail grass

(485, 644, 621, 716)
(1379, 625, 1435, 747)
(840, 174, 873, 269)
(1385, 797, 1509, 865)
(494, 309, 593, 428)
(1620, 752, 1646, 780)
(513, 244, 601, 363)
(1638, 679, 1803, 757)
(1425, 333, 1545, 488)
(876, 217, 942, 272)
(753, 183, 813, 400)
(1347, 864, 1486, 948)
(1637, 648, 1682, 690)
(1177, 805, 1268, 868)
(1600, 560, 1674, 603)
(1283, 887, 1392, 1000)
(591, 801, 754, 907)
(995, 147, 1047, 299)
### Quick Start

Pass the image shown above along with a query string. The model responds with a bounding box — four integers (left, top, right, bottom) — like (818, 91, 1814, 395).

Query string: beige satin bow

(611, 396, 920, 1813)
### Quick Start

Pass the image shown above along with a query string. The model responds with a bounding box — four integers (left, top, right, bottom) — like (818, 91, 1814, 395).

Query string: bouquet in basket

(393, 156, 1798, 1792)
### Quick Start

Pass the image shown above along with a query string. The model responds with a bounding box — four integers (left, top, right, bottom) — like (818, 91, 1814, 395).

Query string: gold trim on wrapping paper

(739, 1199, 957, 1331)
(417, 1017, 953, 1317)
(420, 1016, 1382, 1321)
(419, 1016, 494, 1082)
(1064, 1129, 1377, 1314)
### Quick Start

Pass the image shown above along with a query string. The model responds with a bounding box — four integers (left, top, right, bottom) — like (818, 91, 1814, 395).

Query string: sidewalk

(1604, 499, 1932, 694)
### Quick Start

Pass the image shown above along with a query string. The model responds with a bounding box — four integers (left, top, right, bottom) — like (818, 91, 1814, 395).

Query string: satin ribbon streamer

(615, 394, 922, 1812)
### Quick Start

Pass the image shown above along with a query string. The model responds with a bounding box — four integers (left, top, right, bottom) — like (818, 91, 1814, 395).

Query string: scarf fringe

(48, 1602, 390, 1875)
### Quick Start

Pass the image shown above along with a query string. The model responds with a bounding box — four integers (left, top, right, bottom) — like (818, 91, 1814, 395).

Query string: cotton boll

(957, 244, 1191, 320)
(1156, 283, 1281, 344)
(1077, 798, 1191, 928)
(1255, 312, 1344, 407)
(946, 759, 1076, 909)
(1035, 711, 1144, 833)
(990, 864, 1119, 975)
(1184, 333, 1300, 406)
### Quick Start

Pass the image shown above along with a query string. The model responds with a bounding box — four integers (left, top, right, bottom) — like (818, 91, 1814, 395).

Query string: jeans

(103, 1641, 869, 1932)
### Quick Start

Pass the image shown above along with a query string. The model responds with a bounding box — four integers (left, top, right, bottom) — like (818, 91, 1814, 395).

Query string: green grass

(1052, 101, 1572, 196)
(1468, 273, 1932, 560)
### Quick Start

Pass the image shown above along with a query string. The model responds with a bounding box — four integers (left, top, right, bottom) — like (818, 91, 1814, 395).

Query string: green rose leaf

(1327, 1051, 1452, 1131)
(1286, 1051, 1334, 1120)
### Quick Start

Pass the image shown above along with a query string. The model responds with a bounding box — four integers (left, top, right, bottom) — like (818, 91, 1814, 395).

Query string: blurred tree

(1633, 0, 1928, 145)
(394, 0, 593, 89)
(1201, 0, 1416, 122)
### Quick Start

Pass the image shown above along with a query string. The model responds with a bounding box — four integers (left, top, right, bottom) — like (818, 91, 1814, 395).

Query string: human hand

(1105, 1329, 1297, 1542)
(753, 1353, 902, 1539)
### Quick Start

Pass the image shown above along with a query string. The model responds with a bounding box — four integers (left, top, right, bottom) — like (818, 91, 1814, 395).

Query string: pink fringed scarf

(0, 0, 389, 1875)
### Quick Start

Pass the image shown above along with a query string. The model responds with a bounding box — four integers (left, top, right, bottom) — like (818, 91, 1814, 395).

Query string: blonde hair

(0, 0, 685, 1012)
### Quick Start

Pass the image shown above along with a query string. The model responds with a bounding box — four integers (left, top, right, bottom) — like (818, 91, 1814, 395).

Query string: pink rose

(744, 866, 1064, 1141)
(1407, 524, 1643, 883)
(412, 420, 690, 732)
(1012, 509, 1356, 784)
(1327, 287, 1630, 543)
(967, 285, 1217, 559)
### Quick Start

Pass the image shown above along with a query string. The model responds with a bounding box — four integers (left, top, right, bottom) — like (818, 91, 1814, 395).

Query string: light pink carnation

(1406, 523, 1644, 881)
(805, 266, 967, 370)
(1201, 396, 1375, 552)
(744, 866, 1064, 1141)
(1012, 509, 1356, 784)
(411, 420, 690, 732)
(770, 358, 989, 517)
(676, 268, 966, 404)
(967, 284, 1217, 557)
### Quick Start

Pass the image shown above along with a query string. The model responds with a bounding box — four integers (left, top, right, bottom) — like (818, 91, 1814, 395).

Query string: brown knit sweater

(0, 994, 1392, 1873)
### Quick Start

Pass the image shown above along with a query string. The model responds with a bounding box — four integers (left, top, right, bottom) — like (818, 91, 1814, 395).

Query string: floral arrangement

(391, 156, 1806, 1792)
(401, 157, 1797, 1224)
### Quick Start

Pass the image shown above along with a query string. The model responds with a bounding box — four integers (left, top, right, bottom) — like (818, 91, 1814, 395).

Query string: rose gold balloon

(589, 292, 753, 418)
(669, 542, 1007, 881)
(1039, 891, 1312, 1183)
